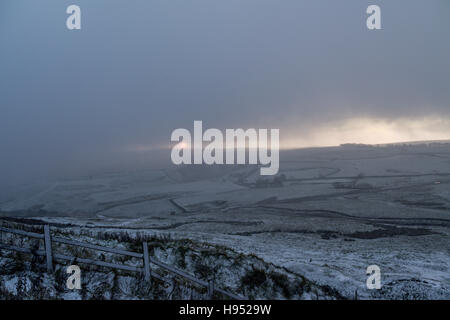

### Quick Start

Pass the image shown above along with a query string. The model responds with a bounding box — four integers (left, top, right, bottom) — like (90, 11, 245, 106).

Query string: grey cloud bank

(0, 0, 449, 186)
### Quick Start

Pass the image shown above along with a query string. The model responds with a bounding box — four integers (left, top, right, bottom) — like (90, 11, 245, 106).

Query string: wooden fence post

(142, 242, 151, 282)
(207, 279, 214, 299)
(43, 225, 53, 273)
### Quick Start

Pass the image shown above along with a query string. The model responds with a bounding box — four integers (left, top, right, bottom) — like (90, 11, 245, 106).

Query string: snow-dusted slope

(1, 143, 449, 299)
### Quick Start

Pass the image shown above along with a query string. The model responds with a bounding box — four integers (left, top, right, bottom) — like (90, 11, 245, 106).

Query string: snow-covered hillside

(1, 143, 449, 299)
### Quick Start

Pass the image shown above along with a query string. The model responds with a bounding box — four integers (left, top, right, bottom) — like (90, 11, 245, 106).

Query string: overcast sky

(0, 0, 449, 186)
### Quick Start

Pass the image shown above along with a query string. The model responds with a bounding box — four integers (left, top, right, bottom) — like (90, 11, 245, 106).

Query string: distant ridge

(341, 139, 450, 147)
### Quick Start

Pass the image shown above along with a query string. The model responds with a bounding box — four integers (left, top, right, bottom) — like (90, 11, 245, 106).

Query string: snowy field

(1, 143, 449, 299)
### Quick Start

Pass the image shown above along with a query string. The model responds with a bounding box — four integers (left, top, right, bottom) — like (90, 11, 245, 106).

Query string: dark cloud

(0, 0, 449, 185)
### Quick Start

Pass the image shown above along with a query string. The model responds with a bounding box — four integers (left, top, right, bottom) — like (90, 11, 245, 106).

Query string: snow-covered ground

(1, 143, 449, 299)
